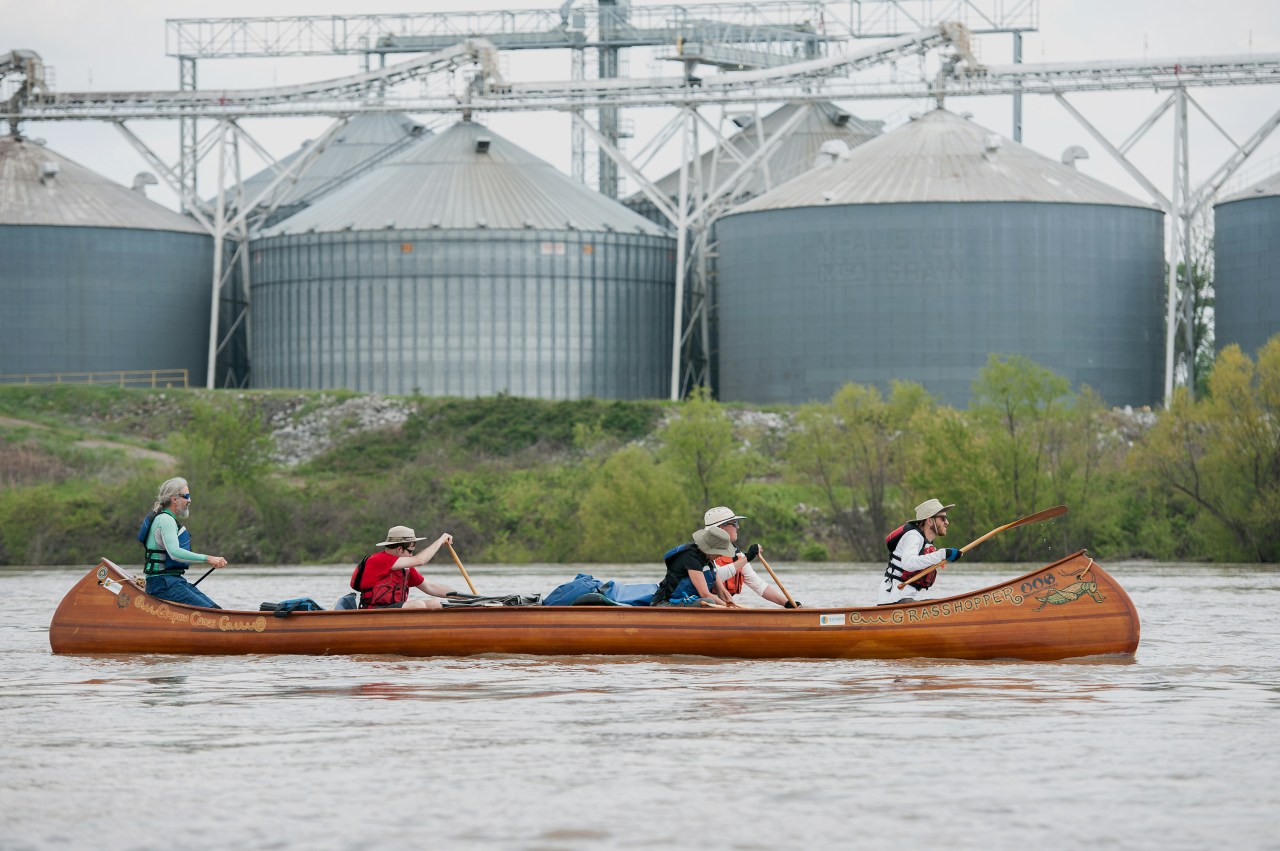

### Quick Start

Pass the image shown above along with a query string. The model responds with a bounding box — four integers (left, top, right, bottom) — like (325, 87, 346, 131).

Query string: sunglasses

(936, 515, 949, 522)
(723, 520, 740, 529)
(179, 493, 191, 500)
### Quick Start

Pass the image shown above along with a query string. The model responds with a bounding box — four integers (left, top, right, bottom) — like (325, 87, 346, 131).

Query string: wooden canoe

(49, 550, 1140, 661)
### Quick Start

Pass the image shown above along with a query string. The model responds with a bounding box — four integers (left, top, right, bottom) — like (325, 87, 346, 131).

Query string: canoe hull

(49, 551, 1139, 661)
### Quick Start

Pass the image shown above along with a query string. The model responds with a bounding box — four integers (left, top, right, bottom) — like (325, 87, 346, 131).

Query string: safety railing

(0, 369, 190, 388)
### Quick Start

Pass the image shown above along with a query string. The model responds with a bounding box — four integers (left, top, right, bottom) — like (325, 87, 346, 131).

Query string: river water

(2, 560, 1278, 850)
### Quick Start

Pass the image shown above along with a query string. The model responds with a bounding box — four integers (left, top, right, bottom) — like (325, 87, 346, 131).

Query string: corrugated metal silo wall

(0, 226, 213, 378)
(716, 202, 1165, 408)
(1213, 196, 1280, 357)
(248, 229, 675, 398)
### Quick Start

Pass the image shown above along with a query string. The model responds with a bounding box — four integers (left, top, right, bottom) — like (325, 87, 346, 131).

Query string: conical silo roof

(231, 113, 427, 215)
(642, 101, 881, 201)
(0, 135, 206, 233)
(264, 120, 668, 236)
(733, 108, 1155, 212)
(1219, 169, 1280, 204)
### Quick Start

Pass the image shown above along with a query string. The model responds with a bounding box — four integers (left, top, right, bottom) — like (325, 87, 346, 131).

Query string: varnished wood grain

(49, 552, 1140, 661)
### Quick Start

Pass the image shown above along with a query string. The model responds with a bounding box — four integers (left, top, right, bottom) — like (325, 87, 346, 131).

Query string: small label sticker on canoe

(101, 578, 123, 595)
(819, 614, 844, 627)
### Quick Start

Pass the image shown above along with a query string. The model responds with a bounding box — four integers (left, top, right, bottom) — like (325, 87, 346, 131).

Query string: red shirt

(352, 551, 424, 608)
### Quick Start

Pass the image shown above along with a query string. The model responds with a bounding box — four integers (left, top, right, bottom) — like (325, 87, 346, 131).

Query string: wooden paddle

(447, 542, 479, 595)
(757, 554, 798, 608)
(898, 504, 1069, 589)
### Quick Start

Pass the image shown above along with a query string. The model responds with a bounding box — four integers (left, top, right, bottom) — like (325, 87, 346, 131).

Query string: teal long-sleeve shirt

(146, 511, 210, 564)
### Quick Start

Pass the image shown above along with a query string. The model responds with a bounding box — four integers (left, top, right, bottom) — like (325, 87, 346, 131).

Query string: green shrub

(800, 542, 829, 562)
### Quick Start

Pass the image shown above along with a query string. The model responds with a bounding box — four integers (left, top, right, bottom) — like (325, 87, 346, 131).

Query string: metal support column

(1163, 88, 1187, 405)
(670, 108, 692, 400)
(1178, 91, 1195, 397)
(1012, 31, 1022, 142)
(571, 46, 585, 183)
(597, 0, 621, 198)
(178, 56, 197, 212)
(206, 120, 229, 389)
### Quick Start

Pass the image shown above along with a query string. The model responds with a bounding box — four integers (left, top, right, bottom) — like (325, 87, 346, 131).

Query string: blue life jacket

(655, 542, 715, 604)
(260, 598, 324, 617)
(138, 509, 191, 576)
(670, 570, 717, 601)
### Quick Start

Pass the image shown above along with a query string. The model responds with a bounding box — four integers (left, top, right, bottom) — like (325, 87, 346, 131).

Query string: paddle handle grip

(898, 553, 956, 590)
(447, 543, 479, 595)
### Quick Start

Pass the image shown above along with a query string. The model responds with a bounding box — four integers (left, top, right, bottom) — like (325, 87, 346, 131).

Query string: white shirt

(877, 526, 947, 605)
(714, 561, 770, 597)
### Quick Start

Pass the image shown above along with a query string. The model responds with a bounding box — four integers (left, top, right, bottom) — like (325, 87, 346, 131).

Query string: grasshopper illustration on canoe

(1033, 558, 1106, 612)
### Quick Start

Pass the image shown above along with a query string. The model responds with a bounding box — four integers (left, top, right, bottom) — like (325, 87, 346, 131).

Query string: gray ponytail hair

(153, 477, 190, 513)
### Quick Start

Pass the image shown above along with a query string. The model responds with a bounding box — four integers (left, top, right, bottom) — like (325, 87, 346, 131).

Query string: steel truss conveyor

(5, 18, 1279, 402)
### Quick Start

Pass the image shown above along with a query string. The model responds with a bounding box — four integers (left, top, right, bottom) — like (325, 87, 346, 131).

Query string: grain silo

(235, 113, 429, 228)
(715, 108, 1166, 408)
(1214, 171, 1280, 357)
(250, 119, 675, 398)
(625, 101, 882, 226)
(0, 135, 213, 381)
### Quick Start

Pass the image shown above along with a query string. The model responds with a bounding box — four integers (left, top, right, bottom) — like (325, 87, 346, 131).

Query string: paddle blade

(1017, 505, 1068, 526)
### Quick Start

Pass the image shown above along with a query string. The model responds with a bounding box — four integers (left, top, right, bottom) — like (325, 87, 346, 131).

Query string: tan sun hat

(692, 526, 737, 559)
(377, 525, 429, 547)
(914, 499, 956, 522)
(703, 506, 746, 529)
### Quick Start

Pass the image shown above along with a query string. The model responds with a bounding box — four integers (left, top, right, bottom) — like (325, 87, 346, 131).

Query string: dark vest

(653, 543, 714, 604)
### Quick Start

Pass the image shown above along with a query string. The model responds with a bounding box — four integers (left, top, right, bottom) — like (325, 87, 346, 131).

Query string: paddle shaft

(897, 505, 1069, 589)
(192, 567, 215, 586)
(447, 542, 479, 595)
(757, 554, 797, 607)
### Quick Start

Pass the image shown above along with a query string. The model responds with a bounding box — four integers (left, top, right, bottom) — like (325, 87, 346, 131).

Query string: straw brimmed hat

(914, 499, 956, 522)
(377, 525, 429, 547)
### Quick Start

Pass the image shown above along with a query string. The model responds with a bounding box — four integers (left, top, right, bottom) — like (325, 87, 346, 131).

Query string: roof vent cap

(1060, 145, 1089, 169)
(131, 171, 158, 196)
(815, 139, 849, 167)
(982, 134, 1003, 161)
(475, 136, 491, 153)
(39, 161, 59, 182)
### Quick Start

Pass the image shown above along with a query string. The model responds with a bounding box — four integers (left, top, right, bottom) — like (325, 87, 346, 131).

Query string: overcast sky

(8, 0, 1280, 212)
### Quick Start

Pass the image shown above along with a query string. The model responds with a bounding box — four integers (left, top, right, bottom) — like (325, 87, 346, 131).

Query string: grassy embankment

(3, 341, 1279, 566)
(0, 386, 672, 566)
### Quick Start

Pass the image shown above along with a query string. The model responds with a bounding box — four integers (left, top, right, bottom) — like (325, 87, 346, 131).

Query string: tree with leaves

(656, 386, 749, 522)
(575, 444, 691, 561)
(1134, 339, 1280, 561)
(785, 381, 931, 559)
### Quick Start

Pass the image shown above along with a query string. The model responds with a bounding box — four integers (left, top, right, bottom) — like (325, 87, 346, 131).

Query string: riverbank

(2, 343, 1277, 565)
